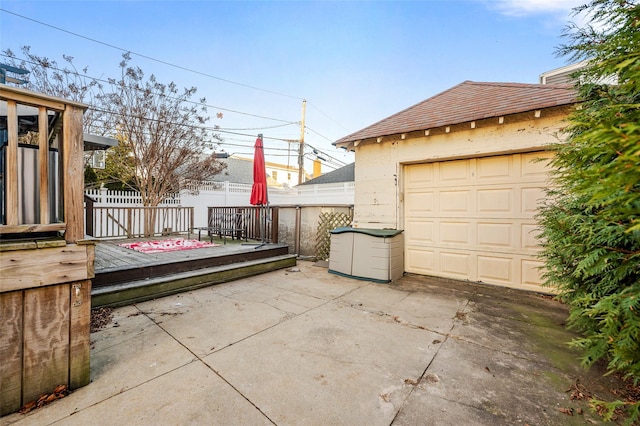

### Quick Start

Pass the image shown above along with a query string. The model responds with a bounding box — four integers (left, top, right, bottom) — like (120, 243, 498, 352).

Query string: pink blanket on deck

(118, 238, 219, 254)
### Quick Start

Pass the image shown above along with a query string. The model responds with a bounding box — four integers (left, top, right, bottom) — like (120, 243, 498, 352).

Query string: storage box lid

(330, 227, 403, 238)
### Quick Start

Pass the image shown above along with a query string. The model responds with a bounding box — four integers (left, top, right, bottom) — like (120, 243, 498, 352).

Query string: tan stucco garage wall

(352, 112, 569, 231)
(350, 111, 571, 290)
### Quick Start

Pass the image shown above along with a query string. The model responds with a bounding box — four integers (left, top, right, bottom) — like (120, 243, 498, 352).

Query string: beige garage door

(403, 152, 552, 291)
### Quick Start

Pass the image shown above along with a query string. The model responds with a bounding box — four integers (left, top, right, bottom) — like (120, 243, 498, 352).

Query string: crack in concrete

(338, 300, 452, 338)
(389, 298, 470, 425)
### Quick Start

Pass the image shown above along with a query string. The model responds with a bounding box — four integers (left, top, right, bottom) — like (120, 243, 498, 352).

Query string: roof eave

(334, 102, 577, 151)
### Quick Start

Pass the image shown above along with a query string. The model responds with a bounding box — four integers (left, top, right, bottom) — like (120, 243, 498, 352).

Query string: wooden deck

(91, 236, 296, 307)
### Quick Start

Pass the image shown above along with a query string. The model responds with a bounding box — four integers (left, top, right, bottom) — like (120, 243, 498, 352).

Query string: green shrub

(537, 0, 640, 423)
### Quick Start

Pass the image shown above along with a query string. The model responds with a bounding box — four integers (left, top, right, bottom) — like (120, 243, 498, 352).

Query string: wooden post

(1, 87, 92, 415)
(0, 291, 23, 416)
(22, 284, 71, 403)
(6, 100, 18, 226)
(62, 106, 85, 243)
(271, 206, 279, 243)
(68, 280, 91, 389)
(85, 195, 94, 237)
(38, 106, 50, 224)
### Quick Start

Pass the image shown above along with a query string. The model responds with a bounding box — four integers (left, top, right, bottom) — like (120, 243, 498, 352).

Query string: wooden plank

(69, 280, 91, 389)
(92, 255, 297, 308)
(0, 291, 24, 416)
(39, 106, 50, 224)
(86, 244, 95, 279)
(0, 88, 67, 110)
(6, 100, 18, 226)
(22, 284, 70, 404)
(0, 223, 66, 235)
(92, 244, 289, 287)
(62, 105, 85, 243)
(0, 245, 90, 292)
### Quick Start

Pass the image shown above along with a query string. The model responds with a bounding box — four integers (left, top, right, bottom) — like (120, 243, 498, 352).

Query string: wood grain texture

(69, 280, 91, 389)
(6, 100, 18, 226)
(0, 223, 66, 235)
(0, 291, 24, 416)
(22, 284, 70, 404)
(0, 245, 90, 292)
(86, 244, 96, 279)
(62, 105, 85, 243)
(38, 106, 50, 224)
(0, 88, 67, 110)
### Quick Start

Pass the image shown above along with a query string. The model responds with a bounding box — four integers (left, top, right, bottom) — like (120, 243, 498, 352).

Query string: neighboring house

(540, 61, 617, 86)
(214, 157, 256, 185)
(334, 80, 577, 292)
(297, 162, 354, 186)
(217, 156, 304, 187)
(539, 61, 587, 84)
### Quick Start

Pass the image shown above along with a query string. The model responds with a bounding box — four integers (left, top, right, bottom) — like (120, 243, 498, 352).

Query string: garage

(333, 80, 577, 290)
(403, 151, 553, 291)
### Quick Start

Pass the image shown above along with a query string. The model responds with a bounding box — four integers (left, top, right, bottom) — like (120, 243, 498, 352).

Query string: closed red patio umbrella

(250, 134, 268, 245)
(250, 134, 268, 206)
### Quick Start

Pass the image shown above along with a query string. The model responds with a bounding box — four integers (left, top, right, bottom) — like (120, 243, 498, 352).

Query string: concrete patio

(3, 261, 624, 425)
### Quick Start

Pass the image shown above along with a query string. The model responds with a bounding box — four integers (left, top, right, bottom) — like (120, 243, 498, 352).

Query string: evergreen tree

(537, 0, 639, 422)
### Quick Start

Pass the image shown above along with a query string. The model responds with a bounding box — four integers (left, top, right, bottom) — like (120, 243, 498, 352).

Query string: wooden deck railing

(207, 206, 279, 243)
(86, 205, 194, 238)
(1, 85, 94, 415)
(0, 85, 86, 242)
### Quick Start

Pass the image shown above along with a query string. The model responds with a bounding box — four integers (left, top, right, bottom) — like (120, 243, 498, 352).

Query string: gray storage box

(328, 227, 404, 283)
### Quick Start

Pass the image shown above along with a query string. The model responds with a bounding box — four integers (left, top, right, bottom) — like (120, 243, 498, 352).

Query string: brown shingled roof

(334, 81, 577, 144)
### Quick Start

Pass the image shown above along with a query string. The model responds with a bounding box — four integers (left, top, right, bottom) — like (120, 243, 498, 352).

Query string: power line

(86, 106, 298, 145)
(307, 101, 350, 133)
(1, 13, 350, 163)
(0, 8, 304, 101)
(302, 153, 339, 171)
(305, 125, 336, 143)
(0, 53, 298, 125)
(0, 10, 353, 148)
(304, 143, 348, 167)
(217, 122, 297, 131)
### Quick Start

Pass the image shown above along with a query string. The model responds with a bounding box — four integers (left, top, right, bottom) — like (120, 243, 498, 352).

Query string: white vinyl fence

(85, 181, 355, 241)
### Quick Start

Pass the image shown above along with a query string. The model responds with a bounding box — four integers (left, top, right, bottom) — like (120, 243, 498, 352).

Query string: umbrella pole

(255, 204, 267, 249)
(243, 204, 268, 249)
(260, 204, 265, 242)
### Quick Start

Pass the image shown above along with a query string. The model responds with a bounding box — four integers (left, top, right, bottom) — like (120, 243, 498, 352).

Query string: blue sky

(1, 0, 583, 172)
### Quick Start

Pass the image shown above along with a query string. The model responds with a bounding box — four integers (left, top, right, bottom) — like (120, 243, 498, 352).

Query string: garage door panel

(521, 223, 541, 250)
(521, 259, 544, 286)
(521, 187, 546, 214)
(477, 222, 513, 249)
(478, 156, 513, 180)
(440, 159, 472, 182)
(405, 190, 434, 216)
(440, 221, 470, 245)
(477, 188, 513, 213)
(405, 220, 435, 244)
(521, 152, 552, 176)
(439, 190, 471, 212)
(406, 163, 434, 187)
(440, 251, 472, 279)
(477, 255, 512, 284)
(406, 248, 436, 274)
(404, 152, 551, 290)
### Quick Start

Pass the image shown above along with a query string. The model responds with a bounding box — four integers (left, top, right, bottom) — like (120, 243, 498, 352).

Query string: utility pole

(298, 99, 306, 185)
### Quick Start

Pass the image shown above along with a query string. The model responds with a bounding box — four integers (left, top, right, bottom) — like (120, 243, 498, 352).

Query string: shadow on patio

(4, 261, 633, 425)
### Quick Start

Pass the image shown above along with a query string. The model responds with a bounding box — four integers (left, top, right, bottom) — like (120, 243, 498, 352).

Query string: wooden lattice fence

(315, 211, 353, 261)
